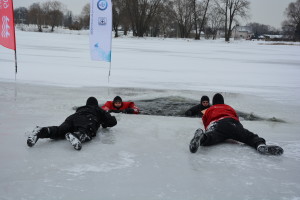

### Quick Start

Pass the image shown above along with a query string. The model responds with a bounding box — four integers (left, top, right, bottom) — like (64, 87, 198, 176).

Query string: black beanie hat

(212, 93, 224, 105)
(113, 96, 122, 103)
(86, 97, 98, 106)
(200, 95, 209, 103)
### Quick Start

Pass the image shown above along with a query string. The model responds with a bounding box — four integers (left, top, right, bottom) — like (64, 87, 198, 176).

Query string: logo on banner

(97, 0, 108, 11)
(1, 16, 10, 38)
(98, 17, 107, 25)
(93, 42, 111, 62)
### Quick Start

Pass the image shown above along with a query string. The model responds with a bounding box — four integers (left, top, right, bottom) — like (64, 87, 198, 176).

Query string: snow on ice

(0, 30, 300, 200)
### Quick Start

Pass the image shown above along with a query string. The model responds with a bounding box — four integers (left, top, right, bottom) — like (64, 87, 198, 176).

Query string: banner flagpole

(12, 0, 17, 78)
(107, 62, 111, 96)
(12, 0, 18, 100)
(14, 49, 17, 80)
(108, 62, 111, 83)
(14, 49, 17, 100)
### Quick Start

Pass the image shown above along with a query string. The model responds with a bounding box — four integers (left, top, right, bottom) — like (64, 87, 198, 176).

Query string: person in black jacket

(27, 97, 117, 150)
(185, 95, 211, 117)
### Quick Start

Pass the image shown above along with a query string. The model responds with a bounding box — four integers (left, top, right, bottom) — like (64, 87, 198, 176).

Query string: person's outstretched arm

(127, 102, 140, 114)
(100, 110, 117, 128)
(185, 105, 201, 116)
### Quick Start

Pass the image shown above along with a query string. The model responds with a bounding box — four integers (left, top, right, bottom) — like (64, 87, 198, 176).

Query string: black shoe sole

(189, 138, 200, 153)
(27, 137, 38, 147)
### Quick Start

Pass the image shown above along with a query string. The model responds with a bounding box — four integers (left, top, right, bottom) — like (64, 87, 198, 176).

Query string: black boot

(257, 144, 284, 155)
(65, 132, 82, 150)
(189, 128, 206, 153)
(27, 127, 49, 147)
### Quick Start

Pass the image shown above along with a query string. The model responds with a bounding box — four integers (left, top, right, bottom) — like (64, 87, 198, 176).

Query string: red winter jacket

(101, 101, 140, 114)
(202, 104, 239, 130)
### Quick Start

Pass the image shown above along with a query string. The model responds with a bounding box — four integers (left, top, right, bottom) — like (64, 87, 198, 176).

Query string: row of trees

(14, 1, 90, 32)
(15, 1, 64, 32)
(246, 22, 280, 38)
(14, 0, 300, 41)
(14, 0, 251, 41)
(111, 0, 251, 41)
(282, 0, 300, 41)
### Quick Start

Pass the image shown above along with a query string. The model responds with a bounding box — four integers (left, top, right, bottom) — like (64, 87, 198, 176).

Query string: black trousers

(39, 113, 98, 142)
(201, 118, 266, 149)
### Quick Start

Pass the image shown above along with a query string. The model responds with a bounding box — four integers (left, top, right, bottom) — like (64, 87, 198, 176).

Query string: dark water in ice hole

(134, 96, 285, 122)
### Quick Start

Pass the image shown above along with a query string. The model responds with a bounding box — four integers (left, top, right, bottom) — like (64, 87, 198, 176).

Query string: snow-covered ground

(0, 31, 300, 200)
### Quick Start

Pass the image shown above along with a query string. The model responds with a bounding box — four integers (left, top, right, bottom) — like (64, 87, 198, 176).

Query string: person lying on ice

(189, 93, 283, 155)
(185, 95, 211, 117)
(102, 96, 140, 114)
(27, 97, 117, 150)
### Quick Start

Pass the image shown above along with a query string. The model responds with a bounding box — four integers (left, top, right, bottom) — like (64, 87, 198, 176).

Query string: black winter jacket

(75, 105, 117, 130)
(185, 104, 210, 117)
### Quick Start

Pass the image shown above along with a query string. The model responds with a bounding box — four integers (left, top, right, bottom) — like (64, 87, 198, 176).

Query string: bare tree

(214, 0, 250, 41)
(113, 0, 128, 37)
(42, 1, 64, 32)
(192, 0, 199, 39)
(282, 0, 300, 41)
(148, 1, 175, 37)
(246, 22, 279, 38)
(206, 4, 224, 39)
(80, 3, 90, 29)
(158, 1, 177, 37)
(173, 0, 194, 38)
(197, 0, 210, 39)
(28, 3, 44, 32)
(125, 0, 162, 37)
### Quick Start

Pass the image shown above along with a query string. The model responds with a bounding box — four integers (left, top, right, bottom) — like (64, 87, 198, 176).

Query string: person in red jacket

(102, 96, 140, 114)
(189, 93, 283, 155)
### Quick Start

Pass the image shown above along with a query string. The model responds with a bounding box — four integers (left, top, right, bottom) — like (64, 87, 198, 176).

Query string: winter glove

(109, 109, 121, 113)
(125, 108, 134, 114)
(108, 109, 128, 113)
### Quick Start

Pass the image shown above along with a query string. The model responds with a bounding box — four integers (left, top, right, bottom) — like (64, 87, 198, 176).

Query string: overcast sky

(13, 0, 296, 29)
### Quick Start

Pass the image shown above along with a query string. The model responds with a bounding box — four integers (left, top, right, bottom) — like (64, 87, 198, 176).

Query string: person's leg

(229, 120, 283, 155)
(27, 125, 63, 147)
(27, 126, 48, 147)
(200, 120, 230, 146)
(46, 123, 72, 140)
(230, 120, 266, 149)
(201, 129, 227, 146)
(27, 115, 74, 147)
(189, 120, 229, 153)
(237, 126, 283, 155)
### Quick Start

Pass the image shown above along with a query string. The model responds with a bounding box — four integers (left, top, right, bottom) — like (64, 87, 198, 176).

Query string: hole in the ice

(134, 96, 285, 122)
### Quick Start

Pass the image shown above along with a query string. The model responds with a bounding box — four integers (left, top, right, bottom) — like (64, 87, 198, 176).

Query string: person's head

(212, 93, 224, 105)
(200, 95, 210, 107)
(86, 96, 98, 106)
(113, 96, 122, 108)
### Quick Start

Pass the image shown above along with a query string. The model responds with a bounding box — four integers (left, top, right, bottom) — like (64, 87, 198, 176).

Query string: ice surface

(0, 31, 300, 200)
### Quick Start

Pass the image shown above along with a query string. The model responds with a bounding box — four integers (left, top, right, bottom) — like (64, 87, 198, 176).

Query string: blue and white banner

(89, 0, 112, 62)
